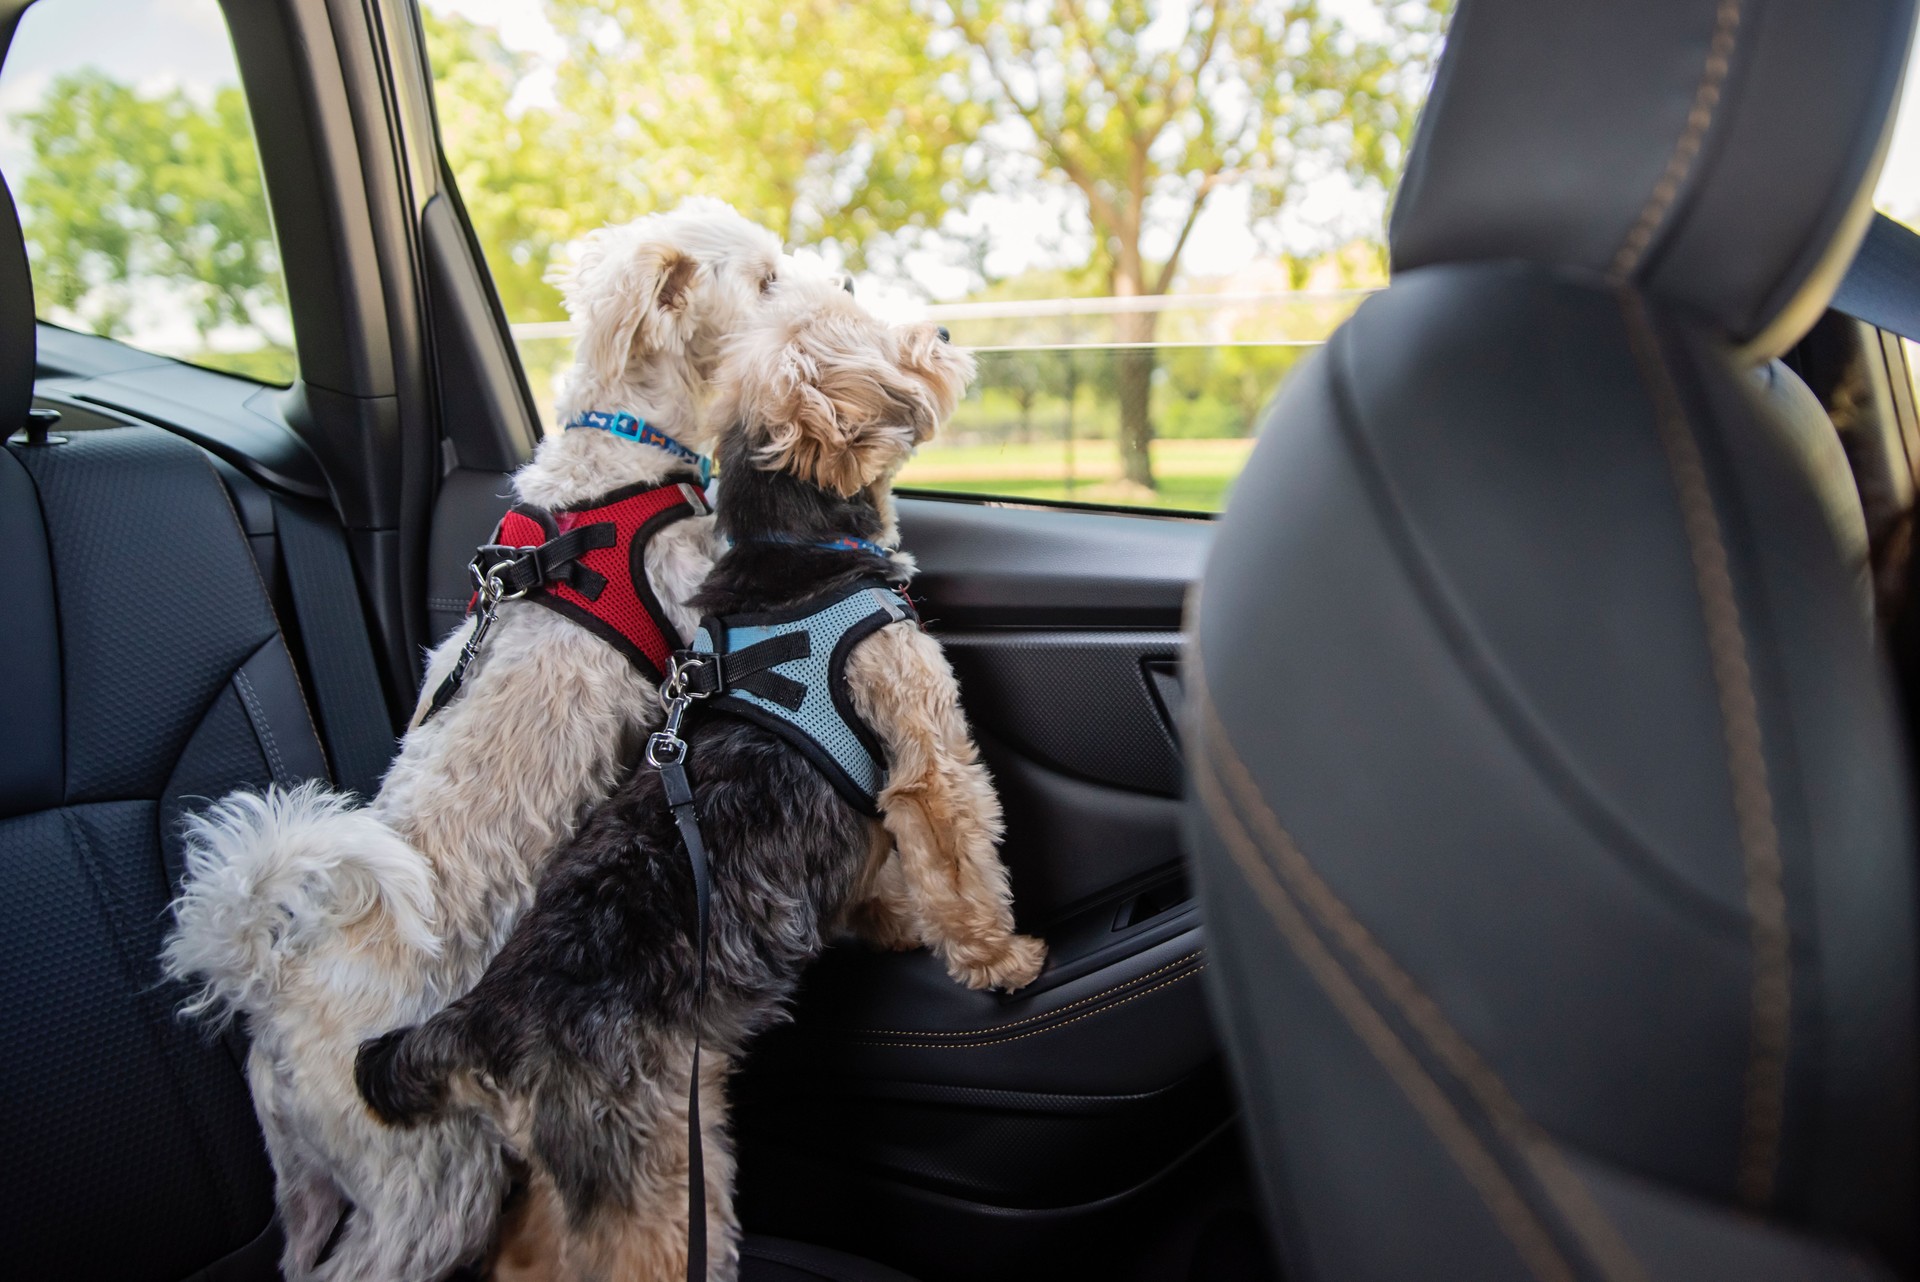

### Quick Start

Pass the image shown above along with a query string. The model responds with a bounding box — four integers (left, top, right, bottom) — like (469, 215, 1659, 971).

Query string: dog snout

(936, 326, 951, 343)
(839, 274, 855, 296)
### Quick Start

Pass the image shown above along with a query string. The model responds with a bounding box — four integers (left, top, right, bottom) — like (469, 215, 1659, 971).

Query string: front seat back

(1185, 1, 1919, 1278)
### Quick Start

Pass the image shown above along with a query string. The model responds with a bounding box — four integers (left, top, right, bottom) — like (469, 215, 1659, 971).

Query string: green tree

(544, 0, 985, 269)
(424, 9, 589, 322)
(938, 0, 1443, 488)
(17, 69, 292, 380)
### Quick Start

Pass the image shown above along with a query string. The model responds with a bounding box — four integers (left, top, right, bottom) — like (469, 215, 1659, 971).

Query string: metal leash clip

(422, 557, 531, 723)
(646, 655, 708, 767)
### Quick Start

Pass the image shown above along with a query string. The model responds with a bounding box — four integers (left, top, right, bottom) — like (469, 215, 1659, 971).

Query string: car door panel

(732, 495, 1266, 1281)
(895, 496, 1206, 627)
(428, 465, 516, 641)
(979, 730, 1188, 920)
(943, 631, 1183, 795)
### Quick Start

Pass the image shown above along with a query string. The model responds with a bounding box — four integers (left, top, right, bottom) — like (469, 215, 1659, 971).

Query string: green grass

(898, 437, 1255, 512)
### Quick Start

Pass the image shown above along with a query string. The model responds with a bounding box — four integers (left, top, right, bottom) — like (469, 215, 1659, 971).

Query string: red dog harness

(480, 479, 708, 679)
(426, 479, 708, 720)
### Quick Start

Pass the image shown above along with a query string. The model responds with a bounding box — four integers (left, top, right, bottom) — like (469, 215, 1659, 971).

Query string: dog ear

(752, 337, 921, 497)
(550, 228, 701, 382)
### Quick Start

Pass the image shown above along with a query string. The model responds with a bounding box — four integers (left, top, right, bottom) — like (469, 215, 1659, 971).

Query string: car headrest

(1389, 0, 1918, 361)
(0, 169, 34, 436)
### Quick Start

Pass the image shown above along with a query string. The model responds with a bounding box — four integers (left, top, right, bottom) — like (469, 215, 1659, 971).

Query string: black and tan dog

(354, 274, 1045, 1281)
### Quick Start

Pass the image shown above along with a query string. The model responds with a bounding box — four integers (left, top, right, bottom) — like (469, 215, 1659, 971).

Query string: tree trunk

(1111, 251, 1157, 491)
(1063, 358, 1079, 495)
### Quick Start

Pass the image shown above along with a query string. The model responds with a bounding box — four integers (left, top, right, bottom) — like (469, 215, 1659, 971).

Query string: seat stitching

(60, 807, 246, 1230)
(232, 667, 288, 784)
(1609, 0, 1744, 280)
(1617, 289, 1789, 1206)
(1187, 711, 1576, 1282)
(1322, 325, 1750, 937)
(840, 949, 1204, 1038)
(845, 966, 1206, 1050)
(1194, 659, 1647, 1282)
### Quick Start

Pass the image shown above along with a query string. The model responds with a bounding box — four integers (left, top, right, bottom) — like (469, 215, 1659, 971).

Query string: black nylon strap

(474, 521, 615, 600)
(683, 631, 809, 710)
(660, 756, 710, 1282)
(1833, 212, 1920, 344)
(272, 497, 395, 798)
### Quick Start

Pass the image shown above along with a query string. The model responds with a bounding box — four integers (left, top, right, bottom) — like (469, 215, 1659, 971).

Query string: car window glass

(0, 0, 295, 384)
(1874, 41, 1919, 400)
(424, 0, 1451, 514)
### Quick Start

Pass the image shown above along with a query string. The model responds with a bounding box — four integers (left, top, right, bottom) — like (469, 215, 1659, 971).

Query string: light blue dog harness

(679, 579, 919, 814)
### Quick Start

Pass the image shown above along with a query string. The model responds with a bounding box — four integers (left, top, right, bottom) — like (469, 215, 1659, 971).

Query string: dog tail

(162, 782, 440, 1029)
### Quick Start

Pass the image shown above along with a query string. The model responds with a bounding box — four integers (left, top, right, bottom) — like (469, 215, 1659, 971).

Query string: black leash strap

(660, 754, 709, 1282)
(646, 657, 713, 1282)
(423, 558, 523, 724)
(422, 525, 616, 724)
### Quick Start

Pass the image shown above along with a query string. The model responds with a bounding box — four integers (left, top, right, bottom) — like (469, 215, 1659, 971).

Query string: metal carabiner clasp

(473, 556, 531, 605)
(645, 730, 687, 768)
(645, 656, 709, 769)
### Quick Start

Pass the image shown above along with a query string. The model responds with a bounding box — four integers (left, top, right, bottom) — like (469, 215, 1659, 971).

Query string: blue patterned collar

(566, 411, 711, 486)
(735, 532, 893, 559)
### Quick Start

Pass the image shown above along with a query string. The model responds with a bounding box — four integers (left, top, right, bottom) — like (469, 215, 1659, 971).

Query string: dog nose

(840, 275, 855, 296)
(936, 326, 951, 343)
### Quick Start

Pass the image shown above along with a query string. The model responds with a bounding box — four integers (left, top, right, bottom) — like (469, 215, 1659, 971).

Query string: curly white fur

(163, 199, 786, 1282)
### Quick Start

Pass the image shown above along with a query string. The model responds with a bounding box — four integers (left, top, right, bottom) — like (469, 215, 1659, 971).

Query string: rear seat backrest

(0, 166, 327, 1279)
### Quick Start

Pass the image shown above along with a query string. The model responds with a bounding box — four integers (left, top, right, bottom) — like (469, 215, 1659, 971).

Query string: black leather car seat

(0, 170, 326, 1275)
(1185, 1, 1919, 1279)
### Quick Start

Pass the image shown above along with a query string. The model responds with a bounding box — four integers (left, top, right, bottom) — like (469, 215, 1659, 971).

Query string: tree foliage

(543, 0, 984, 267)
(424, 9, 587, 322)
(935, 0, 1443, 485)
(5, 0, 1447, 448)
(17, 69, 292, 379)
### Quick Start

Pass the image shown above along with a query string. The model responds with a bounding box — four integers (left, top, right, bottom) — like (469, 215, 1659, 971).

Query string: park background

(1, 0, 1916, 513)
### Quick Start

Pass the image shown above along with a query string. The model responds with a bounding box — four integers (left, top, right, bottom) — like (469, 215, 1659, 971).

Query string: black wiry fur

(353, 421, 905, 1227)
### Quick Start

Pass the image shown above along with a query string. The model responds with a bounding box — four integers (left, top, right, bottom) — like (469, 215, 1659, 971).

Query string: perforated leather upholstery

(1185, 1, 1920, 1278)
(0, 162, 326, 1277)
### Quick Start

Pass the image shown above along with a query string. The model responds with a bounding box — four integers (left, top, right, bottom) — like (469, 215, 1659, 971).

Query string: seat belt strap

(1834, 212, 1920, 345)
(271, 497, 395, 798)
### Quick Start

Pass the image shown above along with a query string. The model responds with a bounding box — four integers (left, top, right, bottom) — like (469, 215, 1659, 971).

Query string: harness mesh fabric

(694, 584, 913, 811)
(487, 481, 706, 681)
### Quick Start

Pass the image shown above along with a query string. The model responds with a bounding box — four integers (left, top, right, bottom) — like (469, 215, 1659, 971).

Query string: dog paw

(951, 934, 1048, 992)
(354, 1028, 441, 1126)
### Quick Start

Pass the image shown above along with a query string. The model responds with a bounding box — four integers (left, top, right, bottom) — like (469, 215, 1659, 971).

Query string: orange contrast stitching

(846, 950, 1204, 1039)
(1609, 0, 1743, 280)
(1618, 290, 1789, 1206)
(1194, 659, 1646, 1282)
(1189, 719, 1575, 1282)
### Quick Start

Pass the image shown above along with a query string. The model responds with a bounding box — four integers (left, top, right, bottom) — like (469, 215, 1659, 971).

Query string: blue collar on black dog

(741, 531, 892, 559)
(566, 411, 712, 486)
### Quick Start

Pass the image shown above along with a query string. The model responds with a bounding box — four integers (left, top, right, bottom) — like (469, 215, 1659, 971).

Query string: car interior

(3, 0, 1919, 1280)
